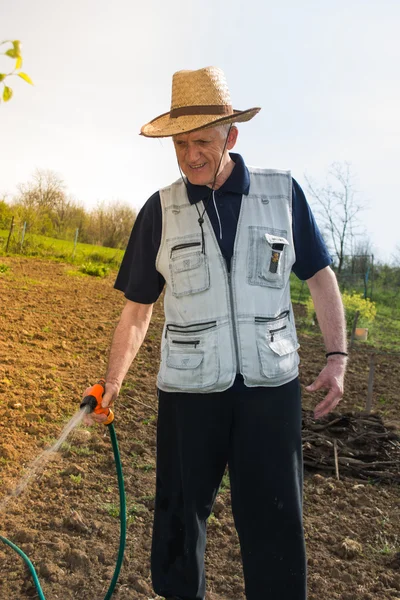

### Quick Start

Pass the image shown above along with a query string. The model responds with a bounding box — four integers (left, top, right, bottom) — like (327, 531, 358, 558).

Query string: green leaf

(16, 56, 23, 69)
(0, 73, 6, 82)
(18, 72, 33, 85)
(12, 40, 21, 55)
(5, 49, 17, 59)
(3, 86, 13, 102)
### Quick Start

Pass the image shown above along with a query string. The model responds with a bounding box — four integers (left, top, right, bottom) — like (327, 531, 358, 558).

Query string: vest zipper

(254, 310, 290, 323)
(165, 321, 217, 338)
(172, 339, 200, 348)
(227, 272, 240, 371)
(170, 242, 201, 258)
(201, 200, 242, 373)
(270, 325, 286, 342)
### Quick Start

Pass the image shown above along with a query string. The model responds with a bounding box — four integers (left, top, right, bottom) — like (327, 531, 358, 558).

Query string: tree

(305, 162, 367, 273)
(14, 169, 67, 234)
(0, 194, 12, 228)
(85, 201, 136, 248)
(392, 245, 400, 266)
(0, 40, 33, 102)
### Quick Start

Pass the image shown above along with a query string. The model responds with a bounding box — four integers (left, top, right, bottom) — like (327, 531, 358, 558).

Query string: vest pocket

(168, 238, 210, 297)
(160, 321, 219, 390)
(255, 317, 299, 379)
(248, 227, 289, 289)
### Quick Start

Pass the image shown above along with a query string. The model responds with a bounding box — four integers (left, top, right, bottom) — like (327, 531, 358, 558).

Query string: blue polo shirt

(115, 153, 331, 303)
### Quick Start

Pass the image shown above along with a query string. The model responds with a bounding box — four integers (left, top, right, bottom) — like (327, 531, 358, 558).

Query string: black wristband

(325, 351, 348, 358)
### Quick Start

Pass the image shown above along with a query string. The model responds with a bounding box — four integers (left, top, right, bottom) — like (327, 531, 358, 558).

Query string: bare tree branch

(304, 162, 367, 273)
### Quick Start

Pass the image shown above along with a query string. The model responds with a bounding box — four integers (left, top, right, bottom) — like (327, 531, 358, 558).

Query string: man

(88, 67, 347, 600)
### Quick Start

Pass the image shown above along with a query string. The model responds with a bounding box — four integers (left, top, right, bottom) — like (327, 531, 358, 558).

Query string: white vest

(156, 168, 300, 393)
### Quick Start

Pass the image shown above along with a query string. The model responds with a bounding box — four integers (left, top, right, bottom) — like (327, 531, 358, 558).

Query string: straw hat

(140, 66, 261, 138)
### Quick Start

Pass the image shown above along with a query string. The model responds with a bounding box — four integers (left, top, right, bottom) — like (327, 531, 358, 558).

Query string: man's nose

(186, 144, 201, 163)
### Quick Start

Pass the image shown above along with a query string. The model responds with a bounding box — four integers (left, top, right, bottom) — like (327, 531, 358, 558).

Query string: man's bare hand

(305, 357, 346, 420)
(82, 381, 119, 425)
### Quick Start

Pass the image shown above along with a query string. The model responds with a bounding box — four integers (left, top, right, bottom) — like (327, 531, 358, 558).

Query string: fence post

(350, 310, 360, 349)
(365, 353, 375, 413)
(5, 216, 15, 253)
(20, 221, 27, 251)
(298, 280, 305, 304)
(72, 228, 79, 260)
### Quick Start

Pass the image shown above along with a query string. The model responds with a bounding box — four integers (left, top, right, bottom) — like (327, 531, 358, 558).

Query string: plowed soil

(0, 257, 399, 600)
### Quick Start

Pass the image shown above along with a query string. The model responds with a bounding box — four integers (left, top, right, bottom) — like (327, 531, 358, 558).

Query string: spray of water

(0, 406, 90, 513)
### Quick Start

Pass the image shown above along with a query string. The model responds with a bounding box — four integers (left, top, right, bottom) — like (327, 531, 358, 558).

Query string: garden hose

(0, 381, 127, 600)
(0, 535, 46, 600)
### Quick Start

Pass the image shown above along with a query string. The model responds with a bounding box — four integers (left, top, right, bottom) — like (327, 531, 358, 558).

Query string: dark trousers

(151, 377, 306, 600)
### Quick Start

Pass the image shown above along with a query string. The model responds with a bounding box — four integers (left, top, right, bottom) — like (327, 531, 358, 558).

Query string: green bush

(0, 263, 10, 273)
(79, 262, 109, 278)
(342, 292, 377, 330)
(306, 292, 377, 332)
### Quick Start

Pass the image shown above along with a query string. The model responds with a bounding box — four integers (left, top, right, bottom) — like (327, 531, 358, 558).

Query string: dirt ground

(0, 257, 399, 600)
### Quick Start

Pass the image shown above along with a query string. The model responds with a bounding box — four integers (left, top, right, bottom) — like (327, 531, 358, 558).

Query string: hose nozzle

(80, 379, 114, 425)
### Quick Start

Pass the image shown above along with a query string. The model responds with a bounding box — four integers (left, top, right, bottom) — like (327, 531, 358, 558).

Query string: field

(0, 256, 399, 600)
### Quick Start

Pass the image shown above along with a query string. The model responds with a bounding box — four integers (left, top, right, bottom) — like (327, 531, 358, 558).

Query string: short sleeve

(114, 192, 165, 303)
(291, 178, 332, 280)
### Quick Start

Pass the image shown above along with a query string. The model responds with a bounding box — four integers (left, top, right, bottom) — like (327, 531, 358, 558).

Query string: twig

(366, 353, 375, 413)
(125, 394, 157, 414)
(309, 417, 344, 431)
(334, 439, 340, 480)
(350, 310, 360, 349)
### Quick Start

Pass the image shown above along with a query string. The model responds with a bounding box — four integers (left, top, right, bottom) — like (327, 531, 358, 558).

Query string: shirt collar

(185, 153, 250, 204)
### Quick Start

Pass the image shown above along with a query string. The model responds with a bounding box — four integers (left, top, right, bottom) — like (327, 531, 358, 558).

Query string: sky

(1, 0, 399, 263)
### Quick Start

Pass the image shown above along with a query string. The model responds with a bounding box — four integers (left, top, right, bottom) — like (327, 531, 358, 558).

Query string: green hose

(0, 535, 47, 600)
(0, 421, 127, 600)
(104, 422, 126, 600)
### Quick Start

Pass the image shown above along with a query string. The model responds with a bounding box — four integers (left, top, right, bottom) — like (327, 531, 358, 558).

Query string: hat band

(170, 104, 233, 119)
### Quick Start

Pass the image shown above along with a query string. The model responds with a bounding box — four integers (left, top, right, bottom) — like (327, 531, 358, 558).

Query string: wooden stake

(350, 310, 360, 349)
(72, 228, 79, 260)
(366, 354, 375, 413)
(5, 216, 14, 253)
(20, 221, 27, 251)
(333, 439, 340, 480)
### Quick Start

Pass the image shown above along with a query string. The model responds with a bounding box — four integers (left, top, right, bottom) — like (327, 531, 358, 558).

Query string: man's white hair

(214, 123, 236, 138)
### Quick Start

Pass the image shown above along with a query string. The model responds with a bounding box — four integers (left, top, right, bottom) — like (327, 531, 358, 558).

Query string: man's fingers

(101, 392, 113, 408)
(305, 377, 325, 392)
(314, 389, 342, 419)
(83, 412, 108, 425)
(81, 382, 118, 424)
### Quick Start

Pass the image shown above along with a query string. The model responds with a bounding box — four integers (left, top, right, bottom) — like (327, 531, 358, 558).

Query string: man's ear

(227, 125, 239, 150)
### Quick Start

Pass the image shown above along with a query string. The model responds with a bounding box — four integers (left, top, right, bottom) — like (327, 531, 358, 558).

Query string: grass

(0, 229, 123, 270)
(79, 262, 110, 277)
(69, 473, 82, 484)
(138, 464, 155, 472)
(103, 502, 120, 518)
(220, 470, 230, 492)
(60, 442, 95, 456)
(142, 415, 156, 426)
(102, 499, 148, 526)
(0, 262, 10, 273)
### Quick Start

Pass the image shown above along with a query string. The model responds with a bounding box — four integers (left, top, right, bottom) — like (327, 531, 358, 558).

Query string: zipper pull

(271, 331, 274, 342)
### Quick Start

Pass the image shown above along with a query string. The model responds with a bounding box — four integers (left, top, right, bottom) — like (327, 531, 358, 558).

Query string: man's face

(173, 125, 238, 187)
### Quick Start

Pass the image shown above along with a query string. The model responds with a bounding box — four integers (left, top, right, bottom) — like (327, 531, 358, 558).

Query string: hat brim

(140, 107, 261, 138)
